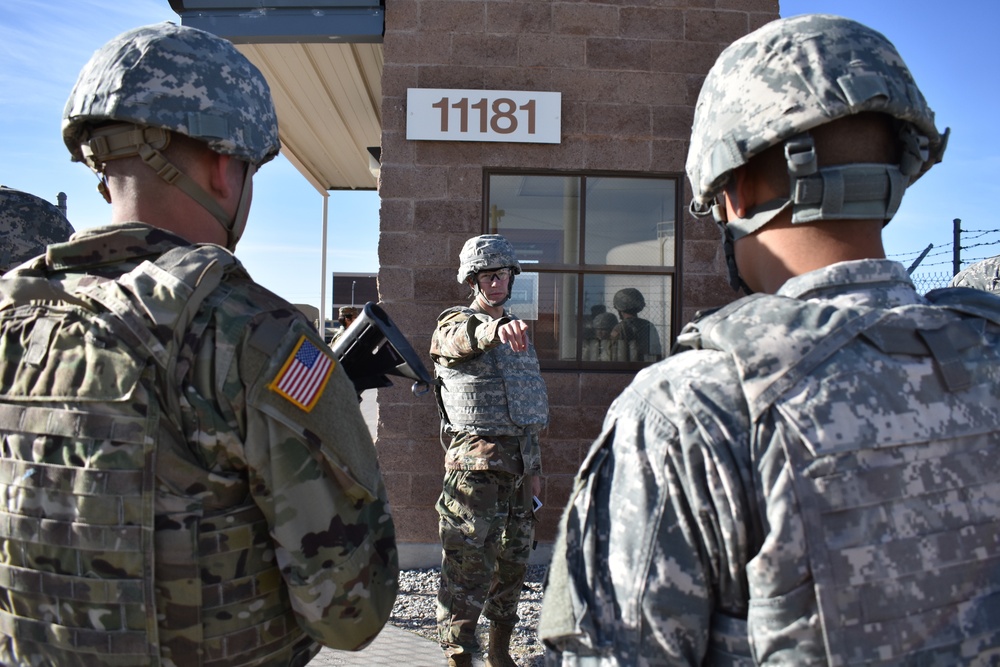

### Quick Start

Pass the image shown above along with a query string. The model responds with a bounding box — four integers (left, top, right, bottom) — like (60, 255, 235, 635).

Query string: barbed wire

(961, 238, 1000, 252)
(963, 255, 1000, 264)
(888, 223, 1000, 269)
(890, 242, 953, 259)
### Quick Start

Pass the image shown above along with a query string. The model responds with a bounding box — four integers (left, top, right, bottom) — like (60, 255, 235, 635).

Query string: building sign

(407, 88, 561, 144)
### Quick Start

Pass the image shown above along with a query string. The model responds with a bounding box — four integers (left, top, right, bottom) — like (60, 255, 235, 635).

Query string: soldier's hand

(498, 319, 530, 352)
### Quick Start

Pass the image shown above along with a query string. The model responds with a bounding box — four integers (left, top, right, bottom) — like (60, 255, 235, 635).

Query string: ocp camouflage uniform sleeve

(430, 308, 511, 366)
(235, 310, 399, 650)
(542, 349, 755, 665)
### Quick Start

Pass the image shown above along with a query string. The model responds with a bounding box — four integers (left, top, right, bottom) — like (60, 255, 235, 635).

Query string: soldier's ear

(207, 153, 238, 201)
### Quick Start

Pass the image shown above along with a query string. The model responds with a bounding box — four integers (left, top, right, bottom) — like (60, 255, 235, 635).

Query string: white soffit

(237, 41, 383, 193)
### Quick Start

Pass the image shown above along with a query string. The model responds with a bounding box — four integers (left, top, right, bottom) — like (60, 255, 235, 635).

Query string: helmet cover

(0, 187, 75, 272)
(613, 288, 645, 314)
(591, 312, 619, 331)
(457, 234, 522, 284)
(63, 22, 280, 167)
(686, 13, 945, 214)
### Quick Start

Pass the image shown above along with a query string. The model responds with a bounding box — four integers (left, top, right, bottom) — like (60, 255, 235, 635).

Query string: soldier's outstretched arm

(430, 307, 514, 365)
(238, 315, 399, 650)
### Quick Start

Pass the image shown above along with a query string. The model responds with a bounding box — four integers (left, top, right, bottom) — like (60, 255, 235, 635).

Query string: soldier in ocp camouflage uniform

(431, 235, 549, 667)
(541, 14, 1000, 666)
(0, 186, 74, 273)
(951, 255, 1000, 294)
(0, 23, 397, 667)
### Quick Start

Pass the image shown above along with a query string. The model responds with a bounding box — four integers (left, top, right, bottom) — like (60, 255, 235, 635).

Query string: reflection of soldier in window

(583, 312, 618, 361)
(610, 288, 662, 362)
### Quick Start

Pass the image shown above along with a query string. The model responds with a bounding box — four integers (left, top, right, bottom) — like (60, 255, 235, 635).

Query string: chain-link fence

(908, 271, 954, 294)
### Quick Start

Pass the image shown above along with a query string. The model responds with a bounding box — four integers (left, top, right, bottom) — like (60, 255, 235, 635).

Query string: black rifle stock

(331, 302, 433, 397)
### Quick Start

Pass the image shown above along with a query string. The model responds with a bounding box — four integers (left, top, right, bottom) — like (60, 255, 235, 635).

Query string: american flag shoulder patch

(268, 335, 336, 412)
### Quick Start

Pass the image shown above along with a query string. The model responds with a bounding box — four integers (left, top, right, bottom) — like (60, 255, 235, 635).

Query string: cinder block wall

(375, 0, 779, 556)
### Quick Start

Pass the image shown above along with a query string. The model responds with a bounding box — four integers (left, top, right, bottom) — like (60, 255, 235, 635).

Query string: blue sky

(781, 0, 1000, 282)
(1, 1, 996, 310)
(0, 0, 379, 310)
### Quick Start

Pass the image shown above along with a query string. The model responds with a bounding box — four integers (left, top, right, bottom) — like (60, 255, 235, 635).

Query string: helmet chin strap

(706, 128, 928, 293)
(475, 285, 509, 308)
(138, 144, 254, 251)
(225, 163, 256, 250)
(81, 123, 254, 250)
(712, 210, 755, 295)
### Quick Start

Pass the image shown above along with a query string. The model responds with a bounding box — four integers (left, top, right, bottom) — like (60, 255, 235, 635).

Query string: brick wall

(376, 0, 779, 547)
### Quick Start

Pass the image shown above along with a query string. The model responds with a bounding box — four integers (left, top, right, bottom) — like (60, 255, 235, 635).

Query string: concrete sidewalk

(310, 624, 485, 667)
(320, 389, 465, 665)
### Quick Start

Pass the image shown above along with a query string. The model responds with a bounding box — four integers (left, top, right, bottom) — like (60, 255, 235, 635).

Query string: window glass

(487, 172, 678, 369)
(583, 274, 670, 363)
(585, 177, 675, 267)
(507, 272, 578, 362)
(489, 174, 580, 265)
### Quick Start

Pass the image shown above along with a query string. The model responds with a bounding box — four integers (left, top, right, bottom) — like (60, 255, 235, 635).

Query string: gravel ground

(389, 566, 548, 667)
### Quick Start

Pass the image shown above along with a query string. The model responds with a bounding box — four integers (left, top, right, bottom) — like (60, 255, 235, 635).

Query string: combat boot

(447, 653, 474, 667)
(485, 622, 518, 667)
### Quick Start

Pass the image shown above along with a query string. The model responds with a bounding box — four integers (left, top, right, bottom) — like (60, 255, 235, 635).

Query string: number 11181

(430, 96, 536, 135)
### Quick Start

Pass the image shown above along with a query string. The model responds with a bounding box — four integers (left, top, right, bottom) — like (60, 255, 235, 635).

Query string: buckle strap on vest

(0, 403, 145, 443)
(0, 458, 144, 495)
(0, 608, 149, 655)
(0, 562, 145, 604)
(201, 611, 300, 665)
(0, 510, 145, 552)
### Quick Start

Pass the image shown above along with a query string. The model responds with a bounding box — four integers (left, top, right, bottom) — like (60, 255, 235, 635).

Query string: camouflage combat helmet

(591, 312, 618, 331)
(62, 22, 281, 248)
(457, 234, 521, 308)
(63, 22, 279, 167)
(457, 234, 522, 284)
(0, 186, 74, 273)
(613, 288, 645, 315)
(686, 14, 948, 242)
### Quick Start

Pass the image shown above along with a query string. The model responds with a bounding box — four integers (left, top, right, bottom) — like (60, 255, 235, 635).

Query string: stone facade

(375, 0, 780, 549)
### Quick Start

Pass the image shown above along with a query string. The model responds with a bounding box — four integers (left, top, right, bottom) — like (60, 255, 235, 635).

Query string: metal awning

(168, 1, 386, 330)
(168, 0, 384, 193)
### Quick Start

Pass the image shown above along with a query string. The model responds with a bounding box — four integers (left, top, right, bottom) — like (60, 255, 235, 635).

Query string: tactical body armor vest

(435, 307, 548, 437)
(684, 288, 1000, 665)
(0, 246, 307, 666)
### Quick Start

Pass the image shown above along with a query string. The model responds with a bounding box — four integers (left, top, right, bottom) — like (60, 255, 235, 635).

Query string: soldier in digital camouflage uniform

(431, 234, 549, 667)
(608, 287, 662, 362)
(0, 186, 74, 273)
(0, 23, 397, 667)
(951, 255, 1000, 294)
(541, 14, 1000, 666)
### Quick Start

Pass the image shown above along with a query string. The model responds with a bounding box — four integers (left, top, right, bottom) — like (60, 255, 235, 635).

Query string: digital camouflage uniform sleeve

(430, 306, 512, 367)
(541, 349, 756, 666)
(230, 301, 399, 650)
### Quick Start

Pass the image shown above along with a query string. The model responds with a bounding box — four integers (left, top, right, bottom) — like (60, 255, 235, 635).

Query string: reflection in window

(487, 172, 679, 369)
